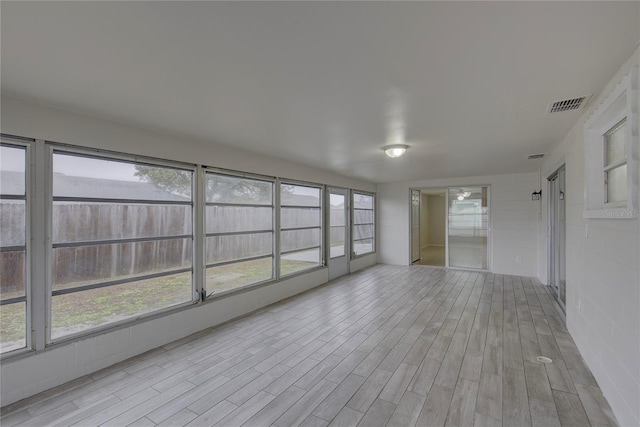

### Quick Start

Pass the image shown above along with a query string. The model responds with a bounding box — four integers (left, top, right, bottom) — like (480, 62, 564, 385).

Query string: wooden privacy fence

(1, 203, 339, 293)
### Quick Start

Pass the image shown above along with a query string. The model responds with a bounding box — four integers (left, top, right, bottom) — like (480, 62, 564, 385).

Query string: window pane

(330, 195, 346, 227)
(353, 192, 375, 256)
(353, 194, 373, 210)
(50, 151, 194, 340)
(282, 249, 321, 275)
(53, 153, 192, 200)
(206, 258, 273, 295)
(0, 145, 26, 196)
(52, 239, 191, 291)
(0, 144, 27, 354)
(330, 227, 346, 258)
(281, 207, 321, 229)
(204, 173, 275, 293)
(281, 184, 321, 207)
(0, 250, 26, 300)
(354, 224, 374, 240)
(206, 206, 272, 234)
(0, 201, 25, 246)
(206, 233, 272, 264)
(354, 209, 374, 224)
(281, 228, 320, 252)
(53, 203, 191, 243)
(0, 302, 26, 353)
(606, 164, 627, 203)
(605, 119, 626, 166)
(353, 239, 374, 256)
(51, 272, 192, 339)
(206, 174, 272, 204)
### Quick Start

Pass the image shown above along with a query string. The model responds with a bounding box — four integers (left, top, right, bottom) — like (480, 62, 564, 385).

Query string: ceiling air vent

(527, 154, 545, 160)
(547, 95, 591, 114)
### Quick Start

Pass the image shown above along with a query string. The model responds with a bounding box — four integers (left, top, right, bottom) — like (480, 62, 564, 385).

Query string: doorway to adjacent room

(410, 186, 490, 270)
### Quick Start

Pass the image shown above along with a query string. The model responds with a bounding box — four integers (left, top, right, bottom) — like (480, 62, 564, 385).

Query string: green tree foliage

(134, 165, 289, 203)
(134, 166, 192, 197)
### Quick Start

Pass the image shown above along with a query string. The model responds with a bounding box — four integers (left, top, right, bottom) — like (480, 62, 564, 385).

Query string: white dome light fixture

(456, 189, 471, 201)
(382, 144, 409, 158)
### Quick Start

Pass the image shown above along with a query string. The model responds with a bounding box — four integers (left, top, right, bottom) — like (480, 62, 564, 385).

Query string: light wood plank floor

(1, 265, 618, 427)
(416, 247, 445, 267)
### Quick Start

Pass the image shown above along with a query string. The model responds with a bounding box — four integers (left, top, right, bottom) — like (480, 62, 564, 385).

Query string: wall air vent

(527, 154, 545, 160)
(547, 95, 591, 114)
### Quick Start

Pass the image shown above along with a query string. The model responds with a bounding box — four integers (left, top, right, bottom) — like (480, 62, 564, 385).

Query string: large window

(0, 142, 29, 353)
(0, 135, 375, 353)
(280, 183, 322, 276)
(50, 150, 195, 340)
(205, 172, 274, 295)
(352, 192, 375, 256)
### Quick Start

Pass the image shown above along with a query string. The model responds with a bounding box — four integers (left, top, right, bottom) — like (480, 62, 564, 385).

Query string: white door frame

(547, 165, 566, 312)
(411, 189, 421, 263)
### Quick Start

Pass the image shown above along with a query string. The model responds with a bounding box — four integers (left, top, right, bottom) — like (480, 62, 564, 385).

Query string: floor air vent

(547, 95, 591, 113)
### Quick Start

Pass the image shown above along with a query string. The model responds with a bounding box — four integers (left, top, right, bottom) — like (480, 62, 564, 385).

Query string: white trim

(584, 65, 639, 219)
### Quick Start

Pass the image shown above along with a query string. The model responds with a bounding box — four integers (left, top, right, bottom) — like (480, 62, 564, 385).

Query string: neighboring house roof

(1, 171, 372, 206)
(0, 170, 25, 196)
(0, 171, 189, 201)
(281, 193, 321, 207)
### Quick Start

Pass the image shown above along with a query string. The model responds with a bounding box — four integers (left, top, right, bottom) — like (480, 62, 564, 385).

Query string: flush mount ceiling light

(382, 144, 409, 158)
(456, 189, 471, 201)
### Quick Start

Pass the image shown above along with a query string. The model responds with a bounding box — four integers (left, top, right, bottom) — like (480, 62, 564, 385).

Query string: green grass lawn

(1, 258, 316, 347)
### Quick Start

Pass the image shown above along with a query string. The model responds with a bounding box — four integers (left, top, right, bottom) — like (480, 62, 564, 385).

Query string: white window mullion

(194, 166, 205, 302)
(275, 178, 282, 281)
(32, 140, 49, 350)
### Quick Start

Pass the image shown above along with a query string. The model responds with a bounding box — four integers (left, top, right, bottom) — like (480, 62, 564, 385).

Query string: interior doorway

(412, 188, 447, 266)
(410, 186, 490, 270)
(548, 166, 566, 311)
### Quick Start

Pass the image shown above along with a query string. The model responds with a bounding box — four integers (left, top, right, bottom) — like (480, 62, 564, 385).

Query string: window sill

(352, 251, 376, 259)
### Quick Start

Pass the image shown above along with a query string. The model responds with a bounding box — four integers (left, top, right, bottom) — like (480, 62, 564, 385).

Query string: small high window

(584, 66, 638, 219)
(604, 118, 627, 205)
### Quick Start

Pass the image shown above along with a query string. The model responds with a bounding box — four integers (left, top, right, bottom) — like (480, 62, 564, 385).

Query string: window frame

(278, 179, 325, 278)
(603, 117, 628, 207)
(584, 65, 639, 219)
(0, 132, 374, 359)
(46, 143, 198, 344)
(203, 168, 276, 298)
(0, 137, 33, 356)
(351, 190, 376, 258)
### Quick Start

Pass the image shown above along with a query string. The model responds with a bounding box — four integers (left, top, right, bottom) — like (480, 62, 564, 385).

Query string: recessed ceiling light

(382, 144, 409, 158)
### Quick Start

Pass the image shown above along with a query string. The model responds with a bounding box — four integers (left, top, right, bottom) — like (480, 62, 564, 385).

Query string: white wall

(537, 46, 640, 427)
(379, 172, 539, 277)
(0, 96, 377, 406)
(427, 194, 446, 246)
(420, 194, 430, 249)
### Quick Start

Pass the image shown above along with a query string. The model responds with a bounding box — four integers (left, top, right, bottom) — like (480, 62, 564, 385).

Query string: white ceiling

(2, 2, 639, 184)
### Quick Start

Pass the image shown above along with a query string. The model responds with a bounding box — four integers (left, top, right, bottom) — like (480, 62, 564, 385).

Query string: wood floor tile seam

(0, 265, 619, 427)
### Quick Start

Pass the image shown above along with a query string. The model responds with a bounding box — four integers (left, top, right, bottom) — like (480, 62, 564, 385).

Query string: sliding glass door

(447, 187, 489, 270)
